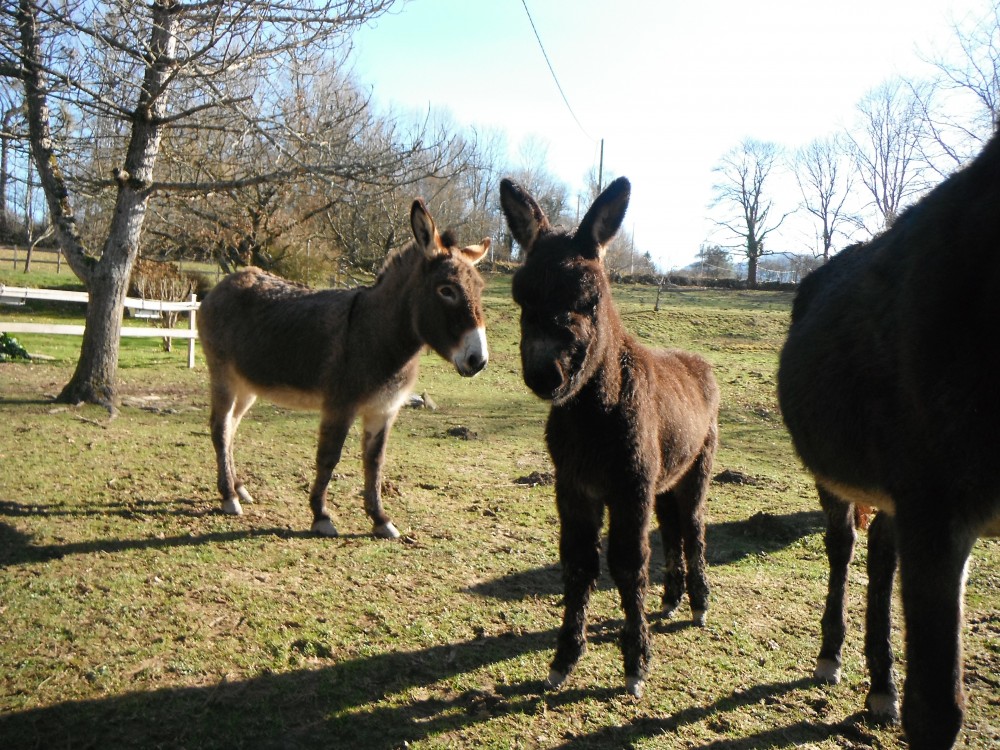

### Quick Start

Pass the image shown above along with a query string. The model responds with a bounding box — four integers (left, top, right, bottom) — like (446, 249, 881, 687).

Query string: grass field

(1, 272, 997, 749)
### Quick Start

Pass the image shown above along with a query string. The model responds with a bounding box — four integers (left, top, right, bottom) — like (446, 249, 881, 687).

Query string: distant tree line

(710, 1, 999, 287)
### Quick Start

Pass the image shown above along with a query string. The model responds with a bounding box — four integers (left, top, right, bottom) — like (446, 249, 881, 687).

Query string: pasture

(1, 273, 997, 749)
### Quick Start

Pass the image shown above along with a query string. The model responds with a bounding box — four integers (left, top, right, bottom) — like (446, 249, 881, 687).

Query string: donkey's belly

(257, 387, 323, 411)
(982, 515, 1000, 537)
(257, 385, 325, 411)
(815, 475, 896, 514)
(816, 477, 1000, 538)
(232, 370, 323, 411)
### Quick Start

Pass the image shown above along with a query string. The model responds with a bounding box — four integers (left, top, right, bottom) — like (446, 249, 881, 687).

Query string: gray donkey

(198, 199, 490, 538)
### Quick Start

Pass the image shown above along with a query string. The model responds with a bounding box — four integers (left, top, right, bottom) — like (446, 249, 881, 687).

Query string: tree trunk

(747, 253, 759, 288)
(16, 0, 178, 409)
(60, 264, 126, 406)
(58, 4, 176, 408)
(0, 106, 16, 239)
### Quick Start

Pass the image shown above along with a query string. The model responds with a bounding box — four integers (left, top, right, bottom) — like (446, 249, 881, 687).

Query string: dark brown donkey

(198, 199, 490, 539)
(778, 130, 1000, 750)
(500, 176, 720, 698)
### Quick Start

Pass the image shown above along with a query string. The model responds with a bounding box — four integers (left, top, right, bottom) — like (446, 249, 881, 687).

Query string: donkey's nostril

(468, 353, 488, 374)
(459, 352, 487, 376)
(455, 327, 488, 377)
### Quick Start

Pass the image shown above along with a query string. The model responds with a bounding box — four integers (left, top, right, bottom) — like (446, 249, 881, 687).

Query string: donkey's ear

(411, 198, 444, 258)
(500, 178, 550, 255)
(576, 176, 630, 260)
(458, 237, 490, 265)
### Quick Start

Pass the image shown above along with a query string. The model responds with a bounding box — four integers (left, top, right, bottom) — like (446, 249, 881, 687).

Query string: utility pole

(629, 226, 635, 275)
(597, 138, 604, 193)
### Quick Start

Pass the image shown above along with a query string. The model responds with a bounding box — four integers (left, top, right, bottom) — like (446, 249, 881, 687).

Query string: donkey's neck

(582, 300, 634, 407)
(352, 243, 426, 366)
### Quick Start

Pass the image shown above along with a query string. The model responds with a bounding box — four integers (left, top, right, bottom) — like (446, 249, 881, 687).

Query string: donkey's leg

(864, 510, 899, 723)
(814, 485, 856, 684)
(209, 379, 243, 515)
(229, 392, 257, 507)
(548, 485, 603, 690)
(654, 492, 685, 617)
(360, 407, 401, 539)
(895, 505, 975, 750)
(674, 443, 713, 625)
(309, 411, 354, 537)
(607, 495, 653, 698)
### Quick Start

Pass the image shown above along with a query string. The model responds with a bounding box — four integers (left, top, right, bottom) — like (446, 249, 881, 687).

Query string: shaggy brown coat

(198, 199, 489, 538)
(501, 176, 720, 698)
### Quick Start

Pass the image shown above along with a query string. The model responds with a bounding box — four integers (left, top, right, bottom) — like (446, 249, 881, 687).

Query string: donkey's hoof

(236, 485, 254, 504)
(221, 498, 244, 515)
(865, 692, 900, 724)
(546, 668, 568, 690)
(312, 518, 339, 537)
(691, 609, 707, 626)
(814, 658, 842, 684)
(373, 521, 401, 540)
(626, 676, 645, 699)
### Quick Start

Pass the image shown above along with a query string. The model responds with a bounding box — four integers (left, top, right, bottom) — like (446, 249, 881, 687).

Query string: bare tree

(847, 78, 930, 234)
(0, 0, 458, 409)
(915, 2, 1000, 174)
(793, 134, 856, 261)
(504, 147, 572, 260)
(711, 139, 789, 287)
(456, 126, 507, 260)
(0, 84, 31, 240)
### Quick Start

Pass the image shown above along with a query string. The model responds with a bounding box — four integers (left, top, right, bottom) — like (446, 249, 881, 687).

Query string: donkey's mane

(375, 228, 460, 284)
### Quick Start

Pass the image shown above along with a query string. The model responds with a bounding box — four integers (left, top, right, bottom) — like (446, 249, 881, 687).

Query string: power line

(519, 0, 594, 142)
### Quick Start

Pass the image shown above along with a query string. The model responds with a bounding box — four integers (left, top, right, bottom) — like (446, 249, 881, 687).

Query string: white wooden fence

(0, 285, 200, 368)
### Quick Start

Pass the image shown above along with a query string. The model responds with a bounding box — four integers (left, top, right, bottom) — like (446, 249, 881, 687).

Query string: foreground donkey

(778, 131, 1000, 749)
(199, 199, 489, 538)
(500, 177, 719, 698)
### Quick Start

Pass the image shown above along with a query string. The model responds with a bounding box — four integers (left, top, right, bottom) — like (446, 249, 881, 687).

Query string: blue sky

(351, 0, 986, 270)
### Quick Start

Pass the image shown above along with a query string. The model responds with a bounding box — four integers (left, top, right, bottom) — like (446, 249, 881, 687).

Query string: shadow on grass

(0, 651, 881, 750)
(548, 679, 883, 749)
(0, 498, 372, 566)
(466, 510, 825, 601)
(0, 627, 559, 749)
(705, 510, 824, 566)
(1, 506, 863, 749)
(0, 396, 56, 407)
(0, 497, 210, 520)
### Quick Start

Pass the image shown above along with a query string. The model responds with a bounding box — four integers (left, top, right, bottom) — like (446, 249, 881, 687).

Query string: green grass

(1, 273, 997, 749)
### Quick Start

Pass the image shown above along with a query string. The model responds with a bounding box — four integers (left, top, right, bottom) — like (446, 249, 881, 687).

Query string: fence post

(187, 292, 197, 369)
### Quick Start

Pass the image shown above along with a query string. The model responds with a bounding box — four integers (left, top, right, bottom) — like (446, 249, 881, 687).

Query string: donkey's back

(199, 267, 355, 398)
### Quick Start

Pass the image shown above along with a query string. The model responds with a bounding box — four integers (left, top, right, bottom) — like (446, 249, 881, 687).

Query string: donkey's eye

(437, 284, 459, 303)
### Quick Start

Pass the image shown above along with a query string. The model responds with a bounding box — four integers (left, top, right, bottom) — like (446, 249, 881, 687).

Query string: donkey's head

(501, 176, 630, 403)
(409, 198, 491, 377)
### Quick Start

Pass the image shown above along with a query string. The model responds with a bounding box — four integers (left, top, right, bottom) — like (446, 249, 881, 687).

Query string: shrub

(129, 259, 198, 352)
(272, 251, 333, 286)
(0, 332, 30, 361)
(129, 258, 196, 301)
